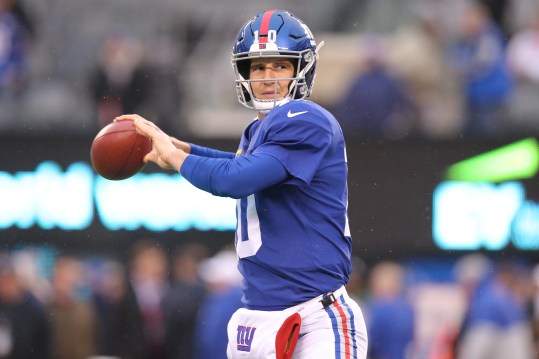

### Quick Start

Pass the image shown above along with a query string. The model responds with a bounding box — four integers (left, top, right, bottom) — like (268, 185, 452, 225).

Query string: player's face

(249, 58, 295, 100)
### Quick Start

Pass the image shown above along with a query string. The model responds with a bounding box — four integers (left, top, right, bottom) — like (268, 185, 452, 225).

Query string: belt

(292, 285, 347, 318)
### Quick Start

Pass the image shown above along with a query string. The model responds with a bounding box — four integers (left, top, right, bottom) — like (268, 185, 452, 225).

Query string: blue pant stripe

(325, 304, 341, 358)
(340, 294, 358, 359)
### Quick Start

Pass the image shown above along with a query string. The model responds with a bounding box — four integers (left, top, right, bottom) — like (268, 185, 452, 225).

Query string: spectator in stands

(386, 4, 463, 139)
(478, 0, 511, 39)
(90, 29, 182, 134)
(10, 0, 34, 39)
(162, 243, 208, 359)
(0, 252, 51, 358)
(118, 239, 169, 359)
(47, 255, 97, 359)
(90, 29, 153, 129)
(365, 261, 415, 359)
(0, 0, 31, 94)
(332, 35, 419, 140)
(142, 37, 185, 135)
(194, 248, 243, 359)
(448, 1, 513, 138)
(454, 255, 535, 359)
(506, 12, 539, 130)
(90, 258, 128, 357)
(507, 12, 539, 86)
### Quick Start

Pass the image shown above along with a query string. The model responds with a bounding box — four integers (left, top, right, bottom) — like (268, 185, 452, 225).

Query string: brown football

(90, 121, 152, 180)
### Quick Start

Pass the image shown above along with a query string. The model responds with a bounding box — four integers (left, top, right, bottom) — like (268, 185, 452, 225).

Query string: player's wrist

(165, 148, 188, 171)
(170, 137, 191, 154)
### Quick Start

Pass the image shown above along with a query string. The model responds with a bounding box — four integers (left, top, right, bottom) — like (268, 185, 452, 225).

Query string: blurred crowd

(347, 254, 539, 359)
(0, 0, 539, 139)
(0, 240, 244, 359)
(1, 243, 539, 359)
(331, 0, 539, 140)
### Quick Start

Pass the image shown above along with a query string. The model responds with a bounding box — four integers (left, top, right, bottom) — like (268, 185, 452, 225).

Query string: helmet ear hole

(236, 59, 252, 102)
(237, 59, 250, 80)
(287, 58, 300, 93)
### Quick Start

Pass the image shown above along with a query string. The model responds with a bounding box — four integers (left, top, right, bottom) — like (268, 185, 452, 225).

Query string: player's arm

(180, 153, 289, 199)
(170, 137, 235, 159)
(189, 143, 236, 159)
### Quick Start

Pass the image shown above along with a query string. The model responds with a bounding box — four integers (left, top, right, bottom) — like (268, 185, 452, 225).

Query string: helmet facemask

(232, 45, 322, 113)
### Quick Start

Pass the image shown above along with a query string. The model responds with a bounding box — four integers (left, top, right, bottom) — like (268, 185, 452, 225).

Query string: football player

(116, 9, 368, 359)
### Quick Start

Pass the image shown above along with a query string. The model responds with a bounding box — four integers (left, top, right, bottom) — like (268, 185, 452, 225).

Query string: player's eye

(274, 62, 292, 71)
(250, 64, 265, 72)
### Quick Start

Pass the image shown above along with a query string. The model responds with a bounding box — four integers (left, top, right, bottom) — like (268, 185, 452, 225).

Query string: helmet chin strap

(254, 97, 291, 115)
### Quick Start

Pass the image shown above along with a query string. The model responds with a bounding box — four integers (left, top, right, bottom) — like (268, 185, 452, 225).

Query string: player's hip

(290, 286, 368, 359)
(226, 286, 368, 359)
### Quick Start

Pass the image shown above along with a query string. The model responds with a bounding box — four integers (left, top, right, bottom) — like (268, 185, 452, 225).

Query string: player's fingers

(144, 151, 173, 170)
(143, 150, 158, 164)
(131, 117, 164, 138)
(132, 121, 153, 138)
(131, 118, 161, 140)
(114, 114, 157, 130)
(114, 114, 139, 122)
(126, 115, 159, 129)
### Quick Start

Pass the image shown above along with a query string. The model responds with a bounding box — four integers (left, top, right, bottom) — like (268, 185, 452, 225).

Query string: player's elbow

(207, 161, 255, 198)
(211, 179, 252, 199)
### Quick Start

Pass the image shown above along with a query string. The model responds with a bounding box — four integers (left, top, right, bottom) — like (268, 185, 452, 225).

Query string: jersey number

(236, 195, 262, 258)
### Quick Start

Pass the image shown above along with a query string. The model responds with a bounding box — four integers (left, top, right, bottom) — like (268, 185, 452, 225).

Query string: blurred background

(1, 0, 539, 358)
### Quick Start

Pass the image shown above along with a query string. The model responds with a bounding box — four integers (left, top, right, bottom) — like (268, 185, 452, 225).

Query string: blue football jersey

(235, 100, 352, 310)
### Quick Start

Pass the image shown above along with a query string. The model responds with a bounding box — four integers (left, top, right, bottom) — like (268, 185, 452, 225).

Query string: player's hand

(170, 136, 192, 153)
(114, 115, 188, 171)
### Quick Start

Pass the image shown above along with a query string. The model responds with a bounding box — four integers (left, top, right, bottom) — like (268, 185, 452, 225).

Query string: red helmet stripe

(259, 9, 276, 43)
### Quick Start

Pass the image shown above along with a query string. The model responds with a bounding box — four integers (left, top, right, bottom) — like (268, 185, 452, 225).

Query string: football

(90, 120, 152, 180)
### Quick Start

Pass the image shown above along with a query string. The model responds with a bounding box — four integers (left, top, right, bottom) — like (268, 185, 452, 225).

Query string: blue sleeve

(189, 143, 236, 159)
(180, 153, 289, 199)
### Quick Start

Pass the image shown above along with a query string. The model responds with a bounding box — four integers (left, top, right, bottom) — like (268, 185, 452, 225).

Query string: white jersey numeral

(236, 194, 262, 258)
